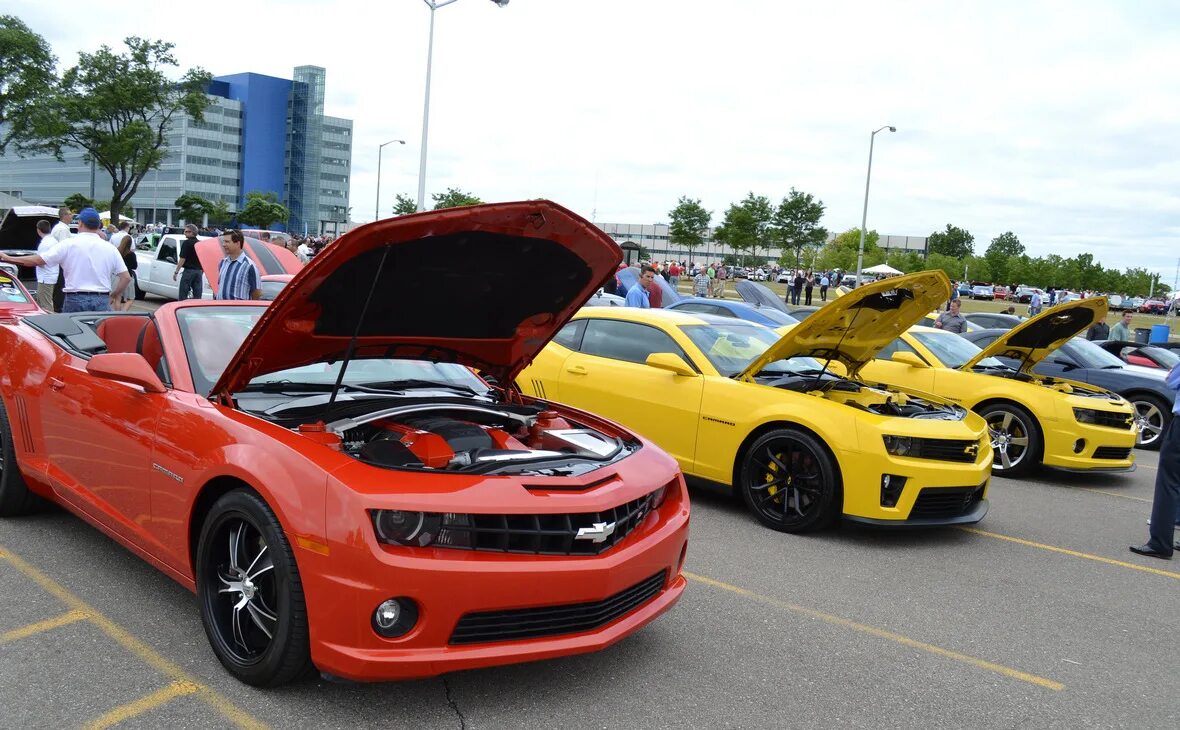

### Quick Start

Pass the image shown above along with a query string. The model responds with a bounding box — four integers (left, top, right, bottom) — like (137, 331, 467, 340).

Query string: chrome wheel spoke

(246, 602, 276, 639)
(248, 558, 274, 582)
(228, 523, 245, 572)
(1001, 413, 1014, 431)
(244, 544, 268, 576)
(1009, 436, 1029, 447)
(231, 604, 248, 651)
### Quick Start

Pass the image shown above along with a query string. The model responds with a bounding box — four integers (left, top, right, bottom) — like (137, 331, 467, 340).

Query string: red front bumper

(298, 477, 691, 681)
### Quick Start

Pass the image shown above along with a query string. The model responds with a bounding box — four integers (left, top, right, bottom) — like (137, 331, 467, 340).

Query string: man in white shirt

(50, 207, 73, 244)
(296, 239, 313, 264)
(0, 208, 129, 312)
(33, 220, 59, 310)
(109, 221, 131, 250)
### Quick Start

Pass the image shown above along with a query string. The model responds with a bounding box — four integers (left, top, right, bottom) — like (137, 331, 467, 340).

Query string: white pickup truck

(132, 233, 212, 300)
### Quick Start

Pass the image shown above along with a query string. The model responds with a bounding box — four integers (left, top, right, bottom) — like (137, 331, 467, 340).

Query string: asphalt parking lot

(1, 448, 1176, 729)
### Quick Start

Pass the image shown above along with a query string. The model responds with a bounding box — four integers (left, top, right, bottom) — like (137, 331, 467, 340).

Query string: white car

(133, 233, 213, 300)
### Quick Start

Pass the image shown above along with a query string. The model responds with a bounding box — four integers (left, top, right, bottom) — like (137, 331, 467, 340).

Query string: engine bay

(761, 373, 966, 420)
(298, 403, 634, 476)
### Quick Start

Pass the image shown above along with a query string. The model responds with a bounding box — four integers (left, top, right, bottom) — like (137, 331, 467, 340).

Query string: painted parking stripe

(0, 608, 89, 644)
(959, 528, 1180, 580)
(84, 680, 200, 730)
(0, 545, 265, 730)
(683, 571, 1063, 691)
(1077, 487, 1151, 503)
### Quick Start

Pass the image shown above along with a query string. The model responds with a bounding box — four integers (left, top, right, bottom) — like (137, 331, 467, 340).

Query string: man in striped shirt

(216, 230, 261, 300)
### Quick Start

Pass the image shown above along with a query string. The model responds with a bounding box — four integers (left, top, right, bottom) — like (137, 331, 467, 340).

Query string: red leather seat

(95, 317, 148, 354)
(136, 320, 166, 379)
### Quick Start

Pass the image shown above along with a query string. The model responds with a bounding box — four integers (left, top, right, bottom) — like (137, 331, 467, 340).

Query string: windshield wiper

(1100, 365, 1123, 370)
(358, 379, 481, 396)
(240, 380, 334, 393)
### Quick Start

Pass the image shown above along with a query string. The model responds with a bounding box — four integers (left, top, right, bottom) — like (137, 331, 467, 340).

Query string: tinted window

(1059, 338, 1125, 369)
(553, 320, 585, 350)
(669, 303, 715, 315)
(911, 330, 1003, 369)
(876, 337, 921, 361)
(581, 319, 689, 365)
(157, 240, 177, 264)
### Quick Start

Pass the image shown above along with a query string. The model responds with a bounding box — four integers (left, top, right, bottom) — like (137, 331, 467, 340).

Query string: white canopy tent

(862, 263, 903, 276)
(98, 211, 136, 223)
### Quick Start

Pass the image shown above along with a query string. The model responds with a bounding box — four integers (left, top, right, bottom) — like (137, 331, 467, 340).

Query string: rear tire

(0, 397, 43, 516)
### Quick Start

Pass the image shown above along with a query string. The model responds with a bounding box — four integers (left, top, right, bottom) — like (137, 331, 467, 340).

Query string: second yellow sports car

(859, 298, 1137, 476)
(518, 272, 993, 533)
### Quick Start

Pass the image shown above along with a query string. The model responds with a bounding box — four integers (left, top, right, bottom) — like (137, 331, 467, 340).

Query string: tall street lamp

(375, 138, 406, 221)
(417, 0, 510, 212)
(855, 125, 896, 286)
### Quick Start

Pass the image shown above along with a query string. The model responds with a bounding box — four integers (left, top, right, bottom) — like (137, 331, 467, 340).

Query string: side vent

(13, 395, 34, 453)
(531, 379, 547, 399)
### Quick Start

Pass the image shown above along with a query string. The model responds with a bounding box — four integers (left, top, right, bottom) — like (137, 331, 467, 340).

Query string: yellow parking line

(1077, 487, 1151, 503)
(959, 528, 1180, 580)
(0, 545, 265, 730)
(84, 680, 200, 730)
(683, 571, 1063, 691)
(0, 608, 89, 644)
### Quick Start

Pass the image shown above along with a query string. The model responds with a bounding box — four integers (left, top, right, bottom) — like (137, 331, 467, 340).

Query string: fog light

(372, 597, 419, 638)
(880, 474, 907, 508)
(1073, 439, 1085, 454)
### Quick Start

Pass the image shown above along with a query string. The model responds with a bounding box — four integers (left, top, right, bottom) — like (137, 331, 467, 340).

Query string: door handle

(565, 365, 588, 375)
(49, 378, 65, 391)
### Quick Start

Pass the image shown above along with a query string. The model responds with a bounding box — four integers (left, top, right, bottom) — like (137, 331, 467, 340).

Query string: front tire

(1129, 395, 1169, 450)
(978, 402, 1041, 477)
(739, 429, 841, 533)
(196, 489, 313, 687)
(0, 397, 43, 516)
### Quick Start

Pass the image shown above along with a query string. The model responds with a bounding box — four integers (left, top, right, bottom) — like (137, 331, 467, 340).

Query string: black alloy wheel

(977, 402, 1041, 477)
(0, 397, 43, 517)
(739, 429, 841, 533)
(1129, 395, 1169, 450)
(196, 489, 312, 687)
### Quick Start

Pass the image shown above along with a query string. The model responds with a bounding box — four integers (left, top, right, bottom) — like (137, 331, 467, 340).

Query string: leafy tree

(175, 193, 212, 224)
(770, 188, 828, 266)
(13, 37, 211, 225)
(925, 253, 963, 280)
(713, 193, 771, 266)
(62, 192, 95, 212)
(815, 228, 878, 272)
(431, 188, 482, 210)
(392, 193, 417, 216)
(206, 198, 231, 226)
(667, 196, 711, 258)
(0, 16, 55, 154)
(236, 191, 289, 229)
(927, 224, 975, 259)
(982, 231, 1023, 284)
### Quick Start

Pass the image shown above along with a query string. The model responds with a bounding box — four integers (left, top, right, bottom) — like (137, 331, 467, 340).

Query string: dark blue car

(666, 297, 799, 327)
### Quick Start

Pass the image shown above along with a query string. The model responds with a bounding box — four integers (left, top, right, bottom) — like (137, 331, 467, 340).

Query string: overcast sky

(10, 1, 1180, 279)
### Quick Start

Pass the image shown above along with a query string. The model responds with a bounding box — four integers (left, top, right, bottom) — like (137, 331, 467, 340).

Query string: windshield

(176, 306, 489, 396)
(679, 323, 823, 377)
(1058, 337, 1126, 369)
(911, 330, 1004, 369)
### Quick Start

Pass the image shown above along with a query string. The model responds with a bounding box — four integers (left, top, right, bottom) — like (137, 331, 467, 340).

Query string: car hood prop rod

(323, 245, 392, 423)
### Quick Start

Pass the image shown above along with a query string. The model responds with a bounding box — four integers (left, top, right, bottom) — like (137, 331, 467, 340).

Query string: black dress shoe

(1129, 544, 1173, 560)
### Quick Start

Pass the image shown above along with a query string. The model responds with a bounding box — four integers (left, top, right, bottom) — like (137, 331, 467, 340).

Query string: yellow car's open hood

(736, 270, 951, 380)
(962, 297, 1108, 373)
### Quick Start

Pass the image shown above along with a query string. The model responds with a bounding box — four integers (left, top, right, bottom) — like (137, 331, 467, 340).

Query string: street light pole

(375, 138, 406, 220)
(855, 125, 896, 286)
(416, 0, 509, 212)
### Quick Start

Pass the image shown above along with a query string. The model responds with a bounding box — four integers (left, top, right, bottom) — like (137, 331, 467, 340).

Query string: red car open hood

(209, 201, 621, 397)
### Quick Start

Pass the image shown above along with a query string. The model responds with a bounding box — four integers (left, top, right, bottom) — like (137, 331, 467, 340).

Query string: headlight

(371, 510, 472, 548)
(1073, 408, 1098, 424)
(882, 435, 913, 456)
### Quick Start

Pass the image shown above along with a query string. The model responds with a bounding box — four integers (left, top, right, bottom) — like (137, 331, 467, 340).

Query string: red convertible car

(0, 201, 690, 686)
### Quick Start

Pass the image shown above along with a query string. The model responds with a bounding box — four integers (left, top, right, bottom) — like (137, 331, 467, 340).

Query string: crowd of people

(603, 260, 845, 309)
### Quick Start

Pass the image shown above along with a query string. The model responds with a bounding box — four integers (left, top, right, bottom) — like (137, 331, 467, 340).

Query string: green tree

(62, 192, 95, 212)
(927, 224, 975, 259)
(392, 193, 417, 216)
(714, 193, 771, 266)
(770, 188, 827, 267)
(815, 228, 878, 272)
(14, 37, 211, 225)
(982, 231, 1023, 284)
(667, 196, 711, 258)
(206, 198, 231, 226)
(174, 193, 212, 224)
(236, 191, 289, 229)
(0, 16, 56, 154)
(431, 188, 482, 210)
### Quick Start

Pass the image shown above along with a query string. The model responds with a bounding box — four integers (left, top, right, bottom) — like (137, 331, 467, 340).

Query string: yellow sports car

(518, 272, 993, 533)
(859, 298, 1137, 476)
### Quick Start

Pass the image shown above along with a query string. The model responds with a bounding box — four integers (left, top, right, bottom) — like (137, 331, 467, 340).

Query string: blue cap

(77, 207, 101, 228)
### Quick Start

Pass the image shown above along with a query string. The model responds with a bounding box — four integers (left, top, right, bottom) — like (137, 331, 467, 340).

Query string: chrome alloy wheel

(1132, 400, 1165, 448)
(986, 411, 1030, 472)
(209, 520, 277, 663)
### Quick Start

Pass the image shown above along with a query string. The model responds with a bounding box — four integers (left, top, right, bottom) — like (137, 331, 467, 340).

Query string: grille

(909, 486, 984, 519)
(911, 438, 980, 463)
(1093, 446, 1132, 460)
(437, 490, 661, 556)
(1091, 411, 1134, 430)
(449, 570, 667, 645)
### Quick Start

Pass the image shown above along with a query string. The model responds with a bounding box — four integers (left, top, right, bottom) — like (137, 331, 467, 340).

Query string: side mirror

(86, 353, 166, 393)
(891, 351, 929, 368)
(645, 352, 697, 377)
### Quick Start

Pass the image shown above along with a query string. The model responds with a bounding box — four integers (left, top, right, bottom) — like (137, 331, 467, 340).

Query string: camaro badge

(575, 521, 617, 543)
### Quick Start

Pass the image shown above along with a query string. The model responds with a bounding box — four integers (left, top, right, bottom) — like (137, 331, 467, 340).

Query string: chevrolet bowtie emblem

(964, 443, 979, 457)
(575, 521, 617, 543)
